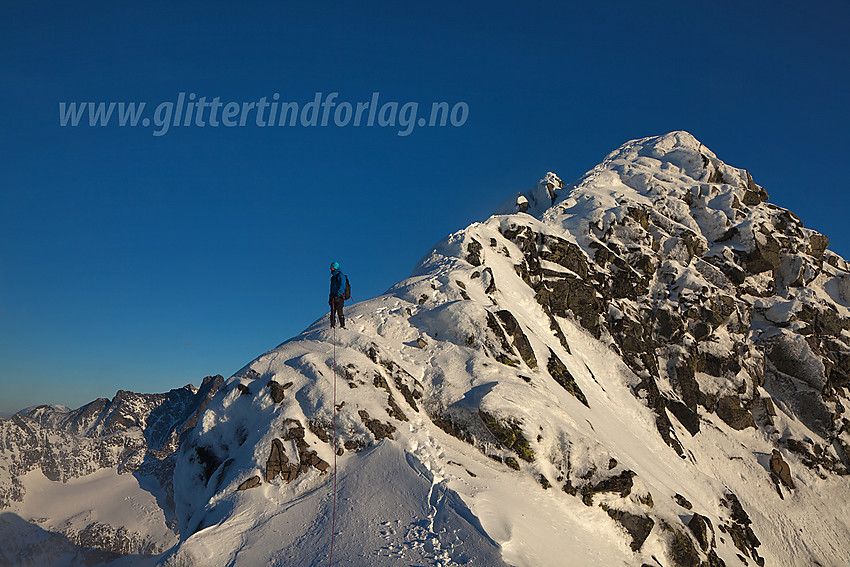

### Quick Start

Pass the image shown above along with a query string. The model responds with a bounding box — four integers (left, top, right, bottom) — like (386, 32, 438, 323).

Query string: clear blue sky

(1, 1, 848, 414)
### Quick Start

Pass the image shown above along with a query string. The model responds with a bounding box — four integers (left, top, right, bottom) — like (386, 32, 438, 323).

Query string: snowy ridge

(4, 131, 850, 567)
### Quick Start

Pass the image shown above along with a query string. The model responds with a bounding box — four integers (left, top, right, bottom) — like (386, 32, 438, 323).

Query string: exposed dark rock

(483, 267, 497, 294)
(809, 233, 829, 259)
(358, 410, 396, 440)
(485, 311, 517, 358)
(366, 345, 379, 363)
(385, 396, 408, 422)
(236, 384, 251, 396)
(541, 304, 571, 352)
(535, 275, 603, 337)
(719, 492, 763, 565)
(308, 420, 331, 443)
(496, 353, 520, 367)
(785, 438, 848, 474)
(769, 449, 795, 489)
(655, 308, 679, 341)
(609, 264, 649, 299)
(668, 527, 701, 567)
(236, 475, 261, 491)
(283, 419, 306, 441)
(306, 450, 330, 472)
(466, 239, 483, 266)
(267, 380, 289, 404)
(546, 349, 589, 406)
(715, 396, 755, 430)
(696, 350, 741, 379)
(797, 304, 850, 337)
(496, 309, 538, 369)
(581, 470, 635, 505)
(540, 235, 589, 278)
(343, 439, 368, 452)
(688, 513, 715, 552)
(674, 493, 693, 510)
(707, 550, 727, 567)
(604, 507, 654, 551)
(479, 410, 534, 462)
(65, 521, 159, 556)
(592, 469, 635, 497)
(745, 230, 783, 274)
(373, 374, 408, 422)
(431, 413, 473, 445)
(392, 376, 421, 412)
(516, 195, 529, 213)
(265, 439, 291, 482)
(633, 374, 686, 456)
(504, 457, 520, 470)
(667, 399, 701, 436)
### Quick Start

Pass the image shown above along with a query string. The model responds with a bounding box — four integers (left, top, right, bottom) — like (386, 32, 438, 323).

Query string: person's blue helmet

(330, 261, 340, 270)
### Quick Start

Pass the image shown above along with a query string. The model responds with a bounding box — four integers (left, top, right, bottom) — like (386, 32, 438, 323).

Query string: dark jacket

(330, 269, 346, 297)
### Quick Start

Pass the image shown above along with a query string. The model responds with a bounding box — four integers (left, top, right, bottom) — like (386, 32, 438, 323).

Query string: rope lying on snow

(329, 324, 338, 567)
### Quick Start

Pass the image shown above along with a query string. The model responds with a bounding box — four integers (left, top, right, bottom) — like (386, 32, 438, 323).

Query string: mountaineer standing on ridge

(329, 261, 348, 329)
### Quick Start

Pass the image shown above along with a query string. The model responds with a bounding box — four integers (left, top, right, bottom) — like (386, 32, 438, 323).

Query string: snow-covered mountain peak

(499, 131, 762, 252)
(582, 130, 747, 196)
(608, 130, 715, 164)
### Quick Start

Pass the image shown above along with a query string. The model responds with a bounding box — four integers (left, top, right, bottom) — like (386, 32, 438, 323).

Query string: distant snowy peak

(0, 376, 223, 504)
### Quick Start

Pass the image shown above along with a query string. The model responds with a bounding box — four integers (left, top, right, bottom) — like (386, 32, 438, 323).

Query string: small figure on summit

(329, 261, 350, 329)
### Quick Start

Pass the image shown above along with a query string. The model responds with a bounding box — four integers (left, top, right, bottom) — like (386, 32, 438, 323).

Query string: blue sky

(1, 1, 848, 414)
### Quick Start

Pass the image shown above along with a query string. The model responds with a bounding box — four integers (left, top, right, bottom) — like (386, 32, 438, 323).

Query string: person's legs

(334, 296, 346, 328)
(329, 296, 337, 327)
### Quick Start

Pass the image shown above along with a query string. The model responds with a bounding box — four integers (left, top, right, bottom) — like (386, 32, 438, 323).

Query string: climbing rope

(329, 323, 338, 566)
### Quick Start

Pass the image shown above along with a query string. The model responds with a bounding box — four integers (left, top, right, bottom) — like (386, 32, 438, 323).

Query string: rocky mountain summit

(498, 131, 850, 467)
(2, 131, 849, 567)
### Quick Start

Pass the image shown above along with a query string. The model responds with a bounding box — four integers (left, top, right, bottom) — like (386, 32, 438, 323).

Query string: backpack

(343, 275, 351, 301)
